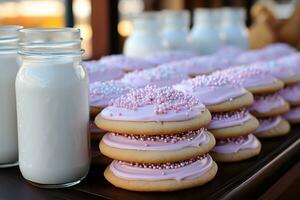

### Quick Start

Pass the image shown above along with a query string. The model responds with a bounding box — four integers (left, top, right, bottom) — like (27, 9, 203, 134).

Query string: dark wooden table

(0, 126, 299, 200)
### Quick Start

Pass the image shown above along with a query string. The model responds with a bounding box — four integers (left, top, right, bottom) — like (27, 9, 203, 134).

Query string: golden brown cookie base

(287, 99, 300, 107)
(207, 92, 254, 112)
(95, 108, 212, 135)
(282, 76, 300, 86)
(247, 80, 284, 95)
(211, 143, 261, 162)
(251, 102, 290, 117)
(209, 115, 259, 139)
(285, 117, 300, 124)
(100, 132, 215, 163)
(104, 161, 218, 192)
(255, 118, 290, 138)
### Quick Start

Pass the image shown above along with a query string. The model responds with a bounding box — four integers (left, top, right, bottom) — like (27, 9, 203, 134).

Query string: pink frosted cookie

(156, 55, 232, 77)
(235, 43, 296, 65)
(249, 60, 300, 85)
(208, 109, 259, 139)
(276, 53, 300, 84)
(145, 50, 196, 65)
(249, 94, 290, 117)
(214, 46, 243, 62)
(173, 74, 253, 112)
(254, 116, 290, 138)
(120, 66, 189, 88)
(279, 85, 300, 106)
(84, 61, 125, 83)
(100, 128, 216, 163)
(89, 80, 131, 116)
(99, 54, 155, 72)
(104, 154, 218, 191)
(95, 85, 211, 135)
(213, 66, 284, 94)
(283, 106, 300, 124)
(210, 134, 261, 162)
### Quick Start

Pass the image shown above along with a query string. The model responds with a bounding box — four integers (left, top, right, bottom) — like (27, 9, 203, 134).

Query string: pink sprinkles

(117, 154, 208, 169)
(181, 73, 234, 88)
(122, 66, 187, 82)
(111, 128, 206, 143)
(213, 65, 271, 85)
(109, 85, 202, 114)
(89, 81, 131, 98)
(254, 93, 283, 102)
(257, 117, 279, 125)
(217, 135, 249, 144)
(212, 109, 249, 121)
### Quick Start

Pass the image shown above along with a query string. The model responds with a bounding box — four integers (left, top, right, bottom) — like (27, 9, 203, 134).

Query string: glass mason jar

(189, 8, 221, 55)
(123, 12, 164, 58)
(219, 7, 248, 50)
(161, 10, 190, 51)
(0, 26, 22, 168)
(16, 28, 90, 188)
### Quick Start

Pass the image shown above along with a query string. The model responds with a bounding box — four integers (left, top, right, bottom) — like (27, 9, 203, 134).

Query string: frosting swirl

(279, 85, 300, 102)
(254, 116, 282, 133)
(102, 128, 210, 151)
(212, 134, 259, 154)
(109, 154, 213, 181)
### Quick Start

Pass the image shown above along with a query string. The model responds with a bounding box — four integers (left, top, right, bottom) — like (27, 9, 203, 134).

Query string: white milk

(0, 53, 19, 166)
(16, 58, 90, 185)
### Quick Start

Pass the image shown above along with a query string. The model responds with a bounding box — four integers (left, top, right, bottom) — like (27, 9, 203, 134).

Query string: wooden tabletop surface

(0, 126, 299, 200)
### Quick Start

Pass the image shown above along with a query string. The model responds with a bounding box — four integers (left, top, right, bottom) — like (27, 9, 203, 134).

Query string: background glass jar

(161, 10, 190, 51)
(189, 8, 221, 55)
(219, 7, 248, 50)
(123, 12, 164, 58)
(16, 28, 90, 188)
(0, 25, 22, 168)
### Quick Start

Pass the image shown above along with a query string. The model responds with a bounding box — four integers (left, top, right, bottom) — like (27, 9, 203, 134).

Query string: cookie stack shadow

(94, 86, 218, 192)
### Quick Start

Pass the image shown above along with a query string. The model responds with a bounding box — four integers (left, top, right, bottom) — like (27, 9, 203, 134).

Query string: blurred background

(0, 0, 299, 59)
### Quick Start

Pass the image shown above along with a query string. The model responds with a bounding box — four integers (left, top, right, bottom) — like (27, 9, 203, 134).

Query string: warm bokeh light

(118, 20, 133, 37)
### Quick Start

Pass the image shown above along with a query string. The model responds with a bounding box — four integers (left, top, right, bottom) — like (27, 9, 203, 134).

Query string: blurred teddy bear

(249, 2, 300, 49)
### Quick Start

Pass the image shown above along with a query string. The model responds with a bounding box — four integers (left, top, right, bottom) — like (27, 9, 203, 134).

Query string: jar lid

(133, 12, 161, 30)
(162, 10, 190, 25)
(19, 28, 83, 56)
(0, 25, 23, 51)
(193, 8, 212, 23)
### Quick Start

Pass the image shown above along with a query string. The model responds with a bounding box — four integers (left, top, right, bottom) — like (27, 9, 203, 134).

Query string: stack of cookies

(215, 65, 290, 138)
(277, 54, 300, 124)
(95, 86, 217, 191)
(174, 74, 261, 162)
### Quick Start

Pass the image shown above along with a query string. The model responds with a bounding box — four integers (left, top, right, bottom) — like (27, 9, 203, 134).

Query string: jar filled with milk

(189, 8, 221, 55)
(123, 12, 163, 57)
(16, 28, 90, 188)
(219, 7, 248, 50)
(0, 26, 22, 168)
(161, 10, 190, 51)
